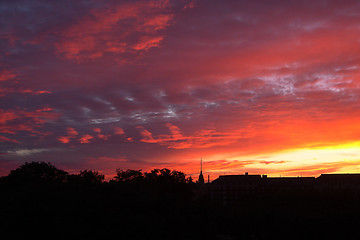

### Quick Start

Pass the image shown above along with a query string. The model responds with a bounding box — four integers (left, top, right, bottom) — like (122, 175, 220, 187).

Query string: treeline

(0, 161, 194, 185)
(0, 161, 207, 240)
(1, 161, 360, 240)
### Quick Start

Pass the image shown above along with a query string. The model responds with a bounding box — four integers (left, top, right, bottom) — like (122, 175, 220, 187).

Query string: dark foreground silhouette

(1, 162, 360, 240)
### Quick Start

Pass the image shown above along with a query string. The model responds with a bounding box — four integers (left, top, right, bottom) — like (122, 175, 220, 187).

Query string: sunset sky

(2, 0, 360, 180)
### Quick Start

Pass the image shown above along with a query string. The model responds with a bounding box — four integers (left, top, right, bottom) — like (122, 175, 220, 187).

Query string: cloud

(0, 108, 59, 141)
(58, 136, 71, 144)
(114, 127, 125, 135)
(93, 128, 101, 133)
(7, 148, 51, 156)
(273, 160, 360, 177)
(0, 135, 19, 144)
(137, 126, 157, 143)
(67, 127, 79, 137)
(259, 160, 288, 165)
(137, 123, 247, 149)
(2, 0, 360, 179)
(204, 159, 255, 170)
(91, 127, 109, 140)
(79, 134, 93, 144)
(0, 70, 17, 82)
(58, 127, 79, 143)
(55, 0, 177, 62)
(0, 87, 51, 97)
(97, 134, 109, 140)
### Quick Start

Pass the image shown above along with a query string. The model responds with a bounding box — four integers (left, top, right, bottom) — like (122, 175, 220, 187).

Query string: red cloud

(67, 127, 78, 137)
(132, 36, 165, 51)
(19, 89, 51, 95)
(58, 127, 78, 143)
(93, 128, 101, 133)
(55, 0, 177, 61)
(92, 128, 109, 140)
(35, 107, 55, 112)
(58, 136, 71, 144)
(0, 135, 19, 144)
(114, 127, 125, 135)
(0, 70, 17, 81)
(79, 134, 93, 144)
(137, 126, 157, 143)
(165, 123, 183, 139)
(0, 109, 59, 142)
(58, 127, 111, 144)
(0, 88, 51, 98)
(97, 134, 109, 140)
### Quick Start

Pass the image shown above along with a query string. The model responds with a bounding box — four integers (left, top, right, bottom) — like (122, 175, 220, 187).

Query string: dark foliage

(3, 161, 68, 184)
(1, 161, 360, 240)
(67, 170, 104, 185)
(113, 168, 144, 183)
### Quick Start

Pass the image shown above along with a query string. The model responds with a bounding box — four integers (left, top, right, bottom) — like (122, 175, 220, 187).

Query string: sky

(2, 0, 360, 180)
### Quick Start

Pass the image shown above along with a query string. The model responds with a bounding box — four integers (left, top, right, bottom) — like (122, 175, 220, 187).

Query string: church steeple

(198, 158, 204, 184)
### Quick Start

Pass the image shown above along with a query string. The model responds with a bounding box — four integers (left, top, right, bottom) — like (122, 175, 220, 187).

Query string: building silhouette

(208, 172, 360, 204)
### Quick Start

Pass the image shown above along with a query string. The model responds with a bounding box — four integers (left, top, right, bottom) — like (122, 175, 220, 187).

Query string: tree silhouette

(67, 170, 104, 185)
(113, 169, 144, 183)
(145, 168, 189, 184)
(79, 170, 104, 183)
(5, 161, 68, 184)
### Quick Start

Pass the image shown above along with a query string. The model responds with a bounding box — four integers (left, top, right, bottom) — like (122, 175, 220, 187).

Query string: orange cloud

(203, 159, 255, 170)
(271, 160, 360, 177)
(137, 123, 247, 149)
(165, 123, 183, 139)
(19, 89, 51, 95)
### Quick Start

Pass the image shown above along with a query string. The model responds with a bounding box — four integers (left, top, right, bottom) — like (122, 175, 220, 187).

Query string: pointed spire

(198, 158, 204, 184)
